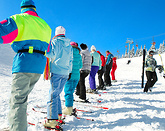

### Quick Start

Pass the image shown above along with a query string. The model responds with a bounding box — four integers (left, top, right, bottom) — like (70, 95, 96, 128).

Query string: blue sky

(1, 0, 165, 57)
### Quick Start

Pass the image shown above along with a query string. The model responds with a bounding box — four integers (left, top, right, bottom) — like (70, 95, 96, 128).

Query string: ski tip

(44, 125, 63, 131)
(36, 105, 40, 108)
(28, 122, 35, 126)
(102, 107, 109, 110)
(0, 127, 10, 131)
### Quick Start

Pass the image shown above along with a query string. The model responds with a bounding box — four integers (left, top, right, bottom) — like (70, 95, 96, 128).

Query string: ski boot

(71, 108, 78, 117)
(43, 120, 63, 131)
(62, 107, 73, 115)
(58, 114, 65, 125)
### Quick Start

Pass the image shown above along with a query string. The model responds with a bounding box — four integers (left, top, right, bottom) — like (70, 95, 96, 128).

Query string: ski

(28, 113, 63, 131)
(28, 121, 63, 131)
(28, 122, 63, 131)
(73, 99, 101, 104)
(28, 122, 37, 126)
(35, 105, 93, 113)
(85, 105, 109, 110)
(0, 127, 10, 131)
(33, 107, 93, 114)
(44, 125, 63, 131)
(32, 107, 94, 122)
(32, 108, 47, 114)
(86, 92, 101, 96)
(159, 54, 165, 78)
(36, 105, 46, 109)
(141, 49, 146, 88)
(73, 115, 94, 121)
(74, 102, 109, 110)
(71, 108, 94, 121)
(75, 108, 93, 113)
(33, 107, 94, 115)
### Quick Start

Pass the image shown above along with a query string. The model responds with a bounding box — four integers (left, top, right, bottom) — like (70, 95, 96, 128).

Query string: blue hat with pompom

(21, 0, 36, 8)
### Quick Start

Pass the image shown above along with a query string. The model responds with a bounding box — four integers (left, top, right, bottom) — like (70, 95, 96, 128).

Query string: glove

(163, 73, 165, 78)
(158, 65, 164, 73)
(67, 73, 72, 80)
(98, 66, 103, 71)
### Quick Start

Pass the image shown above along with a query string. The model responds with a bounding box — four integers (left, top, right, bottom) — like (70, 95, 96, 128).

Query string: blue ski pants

(64, 79, 79, 107)
(47, 73, 68, 119)
(89, 66, 99, 90)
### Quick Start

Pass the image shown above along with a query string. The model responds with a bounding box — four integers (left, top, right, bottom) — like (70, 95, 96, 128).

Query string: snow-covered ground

(0, 45, 165, 131)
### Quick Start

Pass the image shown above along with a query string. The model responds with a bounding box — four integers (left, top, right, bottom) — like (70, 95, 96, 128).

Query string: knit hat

(70, 42, 78, 46)
(80, 43, 87, 50)
(55, 26, 65, 36)
(149, 50, 154, 55)
(21, 0, 36, 8)
(91, 45, 96, 51)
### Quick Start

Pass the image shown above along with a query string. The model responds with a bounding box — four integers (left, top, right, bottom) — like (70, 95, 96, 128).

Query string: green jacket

(145, 55, 157, 72)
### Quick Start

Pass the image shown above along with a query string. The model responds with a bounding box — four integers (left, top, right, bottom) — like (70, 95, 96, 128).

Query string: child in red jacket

(111, 57, 117, 82)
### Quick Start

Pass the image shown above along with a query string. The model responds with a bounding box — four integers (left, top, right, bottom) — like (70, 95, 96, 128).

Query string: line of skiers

(44, 29, 117, 129)
(2, 0, 164, 130)
(1, 0, 164, 130)
(0, 0, 118, 130)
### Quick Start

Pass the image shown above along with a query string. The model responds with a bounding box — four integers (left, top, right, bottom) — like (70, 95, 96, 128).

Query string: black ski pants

(97, 66, 104, 88)
(76, 70, 90, 100)
(104, 63, 112, 85)
(144, 71, 158, 92)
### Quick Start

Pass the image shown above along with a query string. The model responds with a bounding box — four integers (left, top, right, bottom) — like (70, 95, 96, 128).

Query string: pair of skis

(159, 54, 165, 78)
(31, 106, 95, 121)
(28, 107, 94, 130)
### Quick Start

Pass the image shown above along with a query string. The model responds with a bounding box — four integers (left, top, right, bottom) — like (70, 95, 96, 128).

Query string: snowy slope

(0, 45, 165, 131)
(0, 44, 15, 66)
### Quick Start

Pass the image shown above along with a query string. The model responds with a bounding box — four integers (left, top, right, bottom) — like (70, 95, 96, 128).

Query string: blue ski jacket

(106, 53, 114, 65)
(0, 8, 51, 74)
(46, 35, 73, 76)
(70, 46, 83, 80)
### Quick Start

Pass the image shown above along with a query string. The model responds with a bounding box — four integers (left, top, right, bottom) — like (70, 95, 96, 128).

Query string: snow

(0, 45, 165, 131)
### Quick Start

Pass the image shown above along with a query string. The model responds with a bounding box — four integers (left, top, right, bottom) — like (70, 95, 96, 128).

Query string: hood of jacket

(71, 45, 80, 53)
(113, 57, 117, 61)
(53, 36, 70, 47)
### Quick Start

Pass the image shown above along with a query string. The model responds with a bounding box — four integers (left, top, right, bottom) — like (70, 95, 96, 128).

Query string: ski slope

(0, 45, 165, 131)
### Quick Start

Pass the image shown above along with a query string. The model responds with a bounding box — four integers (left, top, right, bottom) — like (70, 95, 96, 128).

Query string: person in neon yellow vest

(0, 0, 51, 130)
